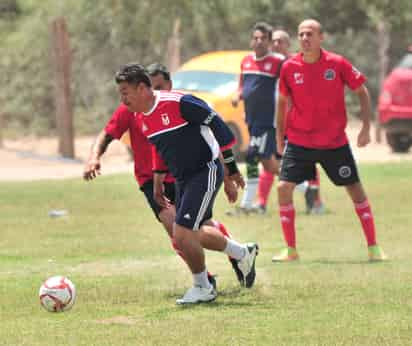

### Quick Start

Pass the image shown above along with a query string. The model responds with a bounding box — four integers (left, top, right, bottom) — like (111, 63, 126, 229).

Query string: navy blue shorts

(279, 142, 360, 186)
(247, 125, 281, 160)
(140, 180, 176, 221)
(174, 159, 223, 230)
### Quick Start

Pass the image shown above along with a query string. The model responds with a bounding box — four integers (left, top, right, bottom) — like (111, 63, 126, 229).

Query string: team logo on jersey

(352, 65, 361, 79)
(141, 122, 148, 132)
(161, 113, 170, 126)
(244, 62, 251, 68)
(264, 62, 272, 71)
(294, 72, 304, 84)
(338, 166, 352, 178)
(324, 69, 336, 80)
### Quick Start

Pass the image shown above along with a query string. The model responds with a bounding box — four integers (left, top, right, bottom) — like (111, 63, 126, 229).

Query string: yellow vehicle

(173, 50, 249, 157)
(121, 50, 250, 157)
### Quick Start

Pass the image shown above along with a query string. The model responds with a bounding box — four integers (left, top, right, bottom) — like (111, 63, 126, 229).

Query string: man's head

(250, 21, 273, 57)
(272, 29, 290, 56)
(115, 63, 152, 112)
(297, 19, 323, 55)
(147, 63, 172, 91)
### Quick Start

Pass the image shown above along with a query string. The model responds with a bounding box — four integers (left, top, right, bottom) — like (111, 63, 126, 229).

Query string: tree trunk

(50, 17, 75, 158)
(376, 20, 390, 143)
(167, 18, 181, 73)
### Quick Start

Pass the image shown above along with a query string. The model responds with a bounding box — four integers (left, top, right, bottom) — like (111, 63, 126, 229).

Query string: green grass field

(1, 162, 412, 345)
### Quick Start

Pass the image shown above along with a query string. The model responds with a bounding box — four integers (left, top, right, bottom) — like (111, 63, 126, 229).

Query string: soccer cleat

(271, 247, 299, 262)
(237, 243, 259, 288)
(207, 274, 217, 290)
(225, 206, 258, 216)
(251, 204, 267, 215)
(229, 258, 244, 285)
(176, 285, 217, 305)
(368, 245, 387, 262)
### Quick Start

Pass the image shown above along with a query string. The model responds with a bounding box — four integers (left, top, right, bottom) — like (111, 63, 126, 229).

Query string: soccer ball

(39, 276, 76, 312)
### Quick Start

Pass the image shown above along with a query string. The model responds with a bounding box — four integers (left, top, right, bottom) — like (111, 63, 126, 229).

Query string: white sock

(223, 239, 246, 260)
(193, 269, 211, 289)
(296, 181, 308, 194)
(240, 178, 258, 208)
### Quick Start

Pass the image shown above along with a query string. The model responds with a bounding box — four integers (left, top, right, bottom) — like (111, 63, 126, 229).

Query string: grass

(1, 162, 412, 345)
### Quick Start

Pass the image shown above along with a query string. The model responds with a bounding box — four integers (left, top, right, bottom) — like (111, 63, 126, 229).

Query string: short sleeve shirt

(279, 49, 366, 148)
(105, 104, 175, 186)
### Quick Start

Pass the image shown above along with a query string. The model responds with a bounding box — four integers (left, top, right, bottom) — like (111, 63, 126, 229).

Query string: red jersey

(279, 49, 366, 148)
(104, 103, 175, 186)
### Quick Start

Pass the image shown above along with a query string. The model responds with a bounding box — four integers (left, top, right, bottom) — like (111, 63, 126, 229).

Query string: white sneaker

(237, 243, 259, 288)
(176, 286, 217, 305)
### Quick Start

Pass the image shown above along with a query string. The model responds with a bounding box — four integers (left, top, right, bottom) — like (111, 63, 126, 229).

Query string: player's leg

(257, 127, 280, 213)
(320, 144, 386, 261)
(305, 166, 325, 214)
(272, 143, 316, 262)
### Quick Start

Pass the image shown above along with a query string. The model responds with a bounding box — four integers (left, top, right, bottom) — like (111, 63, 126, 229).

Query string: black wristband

(222, 149, 240, 176)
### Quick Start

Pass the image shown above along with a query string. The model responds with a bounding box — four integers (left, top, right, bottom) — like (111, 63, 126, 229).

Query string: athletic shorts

(279, 142, 360, 186)
(247, 125, 281, 160)
(175, 159, 223, 231)
(140, 180, 176, 221)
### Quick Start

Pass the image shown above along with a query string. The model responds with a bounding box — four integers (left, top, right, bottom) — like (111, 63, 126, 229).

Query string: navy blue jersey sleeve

(179, 94, 236, 150)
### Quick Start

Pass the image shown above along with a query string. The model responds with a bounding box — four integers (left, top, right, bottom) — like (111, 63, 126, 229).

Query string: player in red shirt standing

(271, 29, 326, 215)
(272, 19, 386, 262)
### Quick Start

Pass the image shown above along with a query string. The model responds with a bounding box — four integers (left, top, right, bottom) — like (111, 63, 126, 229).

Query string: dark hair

(147, 63, 171, 81)
(115, 63, 151, 87)
(252, 21, 273, 40)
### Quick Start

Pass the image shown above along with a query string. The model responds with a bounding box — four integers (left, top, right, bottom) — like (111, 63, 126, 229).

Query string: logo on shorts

(338, 166, 352, 178)
(184, 213, 191, 220)
(324, 69, 336, 80)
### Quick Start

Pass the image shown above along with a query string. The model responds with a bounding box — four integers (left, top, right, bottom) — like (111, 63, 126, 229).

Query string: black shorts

(279, 142, 360, 186)
(175, 159, 223, 230)
(247, 125, 281, 161)
(140, 180, 176, 221)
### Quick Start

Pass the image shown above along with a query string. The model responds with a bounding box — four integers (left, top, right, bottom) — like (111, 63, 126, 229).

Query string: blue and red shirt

(279, 49, 366, 149)
(136, 91, 236, 181)
(104, 103, 175, 186)
(239, 52, 284, 127)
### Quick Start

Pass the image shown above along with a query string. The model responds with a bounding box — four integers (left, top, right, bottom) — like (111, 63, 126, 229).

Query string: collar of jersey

(298, 48, 326, 65)
(143, 90, 160, 116)
(253, 52, 272, 61)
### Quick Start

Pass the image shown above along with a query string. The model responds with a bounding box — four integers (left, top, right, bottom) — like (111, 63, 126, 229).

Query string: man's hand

(226, 172, 245, 189)
(83, 157, 101, 181)
(231, 93, 241, 108)
(224, 177, 238, 203)
(277, 135, 285, 156)
(153, 174, 171, 209)
(357, 125, 371, 147)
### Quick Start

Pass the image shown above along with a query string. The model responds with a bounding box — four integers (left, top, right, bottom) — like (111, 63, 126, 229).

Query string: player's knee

(277, 180, 294, 197)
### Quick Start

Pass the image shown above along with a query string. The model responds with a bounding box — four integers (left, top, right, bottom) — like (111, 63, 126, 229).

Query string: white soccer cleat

(237, 243, 259, 288)
(176, 285, 217, 305)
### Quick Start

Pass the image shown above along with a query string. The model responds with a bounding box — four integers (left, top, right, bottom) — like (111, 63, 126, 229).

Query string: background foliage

(0, 0, 411, 136)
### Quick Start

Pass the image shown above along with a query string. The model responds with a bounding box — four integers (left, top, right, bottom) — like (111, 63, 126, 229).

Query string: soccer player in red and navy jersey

(272, 19, 386, 262)
(83, 64, 250, 297)
(113, 63, 259, 305)
(229, 22, 284, 215)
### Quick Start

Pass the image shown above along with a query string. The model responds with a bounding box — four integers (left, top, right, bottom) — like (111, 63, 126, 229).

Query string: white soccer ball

(39, 276, 76, 312)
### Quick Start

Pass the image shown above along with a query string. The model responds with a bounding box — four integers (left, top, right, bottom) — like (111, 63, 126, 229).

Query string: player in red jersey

(114, 63, 258, 304)
(272, 19, 386, 262)
(271, 29, 326, 215)
(229, 22, 284, 215)
(83, 63, 249, 299)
